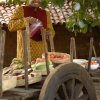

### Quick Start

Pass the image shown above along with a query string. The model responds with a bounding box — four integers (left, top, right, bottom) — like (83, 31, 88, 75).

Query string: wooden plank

(70, 38, 74, 62)
(22, 21, 31, 90)
(49, 30, 55, 52)
(0, 30, 6, 97)
(70, 37, 77, 62)
(7, 88, 40, 99)
(73, 38, 77, 59)
(41, 27, 50, 75)
(87, 37, 94, 71)
(0, 96, 20, 100)
(0, 92, 21, 100)
(93, 45, 97, 57)
(94, 82, 100, 90)
(8, 88, 40, 93)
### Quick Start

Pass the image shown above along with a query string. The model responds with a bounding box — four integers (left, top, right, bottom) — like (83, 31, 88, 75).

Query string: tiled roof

(0, 2, 72, 25)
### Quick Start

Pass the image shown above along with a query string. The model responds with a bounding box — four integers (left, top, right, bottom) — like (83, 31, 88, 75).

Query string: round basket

(42, 52, 70, 64)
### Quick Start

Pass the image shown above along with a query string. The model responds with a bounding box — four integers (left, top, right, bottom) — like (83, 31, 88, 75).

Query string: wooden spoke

(62, 83, 69, 100)
(74, 83, 83, 98)
(70, 78, 75, 100)
(78, 94, 89, 100)
(55, 94, 62, 100)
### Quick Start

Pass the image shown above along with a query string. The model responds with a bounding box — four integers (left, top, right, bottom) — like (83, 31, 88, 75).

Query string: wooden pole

(0, 30, 6, 97)
(73, 38, 77, 59)
(88, 37, 94, 72)
(49, 30, 55, 52)
(70, 38, 74, 62)
(93, 45, 97, 57)
(70, 37, 77, 62)
(22, 21, 31, 90)
(41, 27, 50, 75)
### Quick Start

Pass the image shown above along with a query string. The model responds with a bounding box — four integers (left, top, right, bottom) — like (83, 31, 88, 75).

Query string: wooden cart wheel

(39, 63, 97, 100)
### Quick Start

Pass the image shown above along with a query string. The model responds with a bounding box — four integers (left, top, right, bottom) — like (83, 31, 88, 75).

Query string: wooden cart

(0, 22, 99, 100)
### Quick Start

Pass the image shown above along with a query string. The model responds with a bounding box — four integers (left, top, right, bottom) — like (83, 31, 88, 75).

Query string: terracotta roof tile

(0, 3, 72, 25)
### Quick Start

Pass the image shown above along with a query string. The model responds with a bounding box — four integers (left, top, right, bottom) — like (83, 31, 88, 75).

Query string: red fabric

(23, 6, 47, 41)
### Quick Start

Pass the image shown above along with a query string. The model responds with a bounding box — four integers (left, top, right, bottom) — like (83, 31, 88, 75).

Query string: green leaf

(8, 0, 12, 5)
(66, 20, 76, 29)
(81, 24, 88, 33)
(13, 0, 18, 5)
(51, 0, 65, 7)
(94, 8, 100, 18)
(17, 0, 21, 5)
(84, 14, 92, 23)
(74, 25, 80, 33)
(91, 19, 100, 27)
(40, 0, 48, 8)
(11, 0, 21, 5)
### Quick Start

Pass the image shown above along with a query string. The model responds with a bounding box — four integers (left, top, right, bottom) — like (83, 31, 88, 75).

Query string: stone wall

(3, 24, 100, 66)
